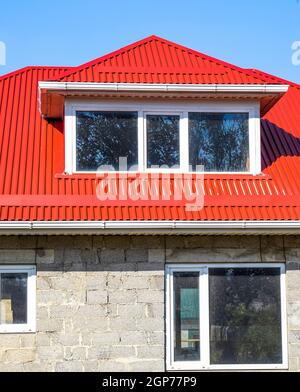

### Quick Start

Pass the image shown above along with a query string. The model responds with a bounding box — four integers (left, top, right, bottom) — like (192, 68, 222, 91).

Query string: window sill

(167, 364, 289, 371)
(0, 325, 36, 334)
(55, 172, 272, 180)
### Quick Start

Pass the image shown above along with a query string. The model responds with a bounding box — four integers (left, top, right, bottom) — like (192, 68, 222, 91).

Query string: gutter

(39, 81, 290, 94)
(1, 220, 300, 235)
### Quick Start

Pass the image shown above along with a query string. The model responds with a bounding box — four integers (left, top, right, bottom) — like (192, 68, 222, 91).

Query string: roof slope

(57, 35, 277, 85)
(0, 36, 300, 222)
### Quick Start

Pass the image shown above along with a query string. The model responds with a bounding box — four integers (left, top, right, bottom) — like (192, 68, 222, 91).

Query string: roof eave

(38, 82, 289, 119)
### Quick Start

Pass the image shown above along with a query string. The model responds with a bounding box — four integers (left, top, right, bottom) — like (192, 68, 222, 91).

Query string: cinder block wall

(0, 235, 299, 372)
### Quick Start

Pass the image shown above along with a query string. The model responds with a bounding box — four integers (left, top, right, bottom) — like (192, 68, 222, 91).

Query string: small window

(146, 114, 180, 169)
(189, 113, 250, 172)
(76, 111, 138, 171)
(0, 266, 36, 333)
(166, 264, 287, 370)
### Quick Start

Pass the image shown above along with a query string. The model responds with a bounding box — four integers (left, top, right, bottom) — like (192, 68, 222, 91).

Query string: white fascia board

(39, 81, 289, 94)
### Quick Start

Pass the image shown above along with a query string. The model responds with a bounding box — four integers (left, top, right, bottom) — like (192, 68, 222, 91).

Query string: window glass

(0, 273, 27, 324)
(189, 113, 249, 172)
(173, 272, 200, 361)
(209, 268, 282, 365)
(146, 114, 180, 169)
(76, 111, 138, 171)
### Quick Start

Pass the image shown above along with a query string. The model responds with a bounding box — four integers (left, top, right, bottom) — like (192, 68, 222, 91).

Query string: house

(0, 35, 299, 372)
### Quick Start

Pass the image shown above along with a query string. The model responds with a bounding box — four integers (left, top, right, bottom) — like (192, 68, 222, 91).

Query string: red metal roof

(0, 36, 300, 222)
(57, 35, 279, 85)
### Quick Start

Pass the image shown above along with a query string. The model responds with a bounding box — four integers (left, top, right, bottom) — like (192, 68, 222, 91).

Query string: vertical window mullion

(180, 112, 189, 172)
(27, 269, 36, 332)
(27, 272, 30, 329)
(64, 103, 75, 174)
(138, 111, 144, 172)
(169, 269, 175, 368)
(199, 267, 210, 368)
(280, 265, 288, 368)
(0, 273, 1, 323)
(249, 105, 261, 175)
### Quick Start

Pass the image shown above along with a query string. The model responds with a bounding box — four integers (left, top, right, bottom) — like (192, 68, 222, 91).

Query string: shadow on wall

(261, 119, 300, 170)
(0, 235, 167, 272)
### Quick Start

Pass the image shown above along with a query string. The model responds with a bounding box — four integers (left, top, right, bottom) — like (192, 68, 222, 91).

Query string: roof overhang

(1, 220, 300, 235)
(38, 81, 289, 119)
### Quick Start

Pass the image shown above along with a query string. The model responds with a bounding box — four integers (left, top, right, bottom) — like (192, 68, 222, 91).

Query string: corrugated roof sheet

(0, 36, 300, 221)
(57, 36, 278, 85)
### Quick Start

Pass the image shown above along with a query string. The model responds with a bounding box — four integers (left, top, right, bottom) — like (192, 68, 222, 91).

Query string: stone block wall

(0, 234, 299, 372)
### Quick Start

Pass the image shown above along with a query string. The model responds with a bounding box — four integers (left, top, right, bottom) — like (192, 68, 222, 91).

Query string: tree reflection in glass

(76, 111, 138, 171)
(189, 113, 249, 172)
(147, 115, 180, 169)
(0, 273, 27, 324)
(209, 268, 282, 365)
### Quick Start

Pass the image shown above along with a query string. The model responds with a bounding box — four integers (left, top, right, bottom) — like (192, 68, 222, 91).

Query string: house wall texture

(0, 234, 299, 372)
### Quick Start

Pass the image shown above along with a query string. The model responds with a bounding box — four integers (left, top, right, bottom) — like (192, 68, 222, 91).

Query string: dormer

(38, 36, 288, 176)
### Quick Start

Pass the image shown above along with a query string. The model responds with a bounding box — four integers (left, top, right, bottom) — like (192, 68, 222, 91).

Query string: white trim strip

(39, 81, 289, 94)
(1, 220, 300, 232)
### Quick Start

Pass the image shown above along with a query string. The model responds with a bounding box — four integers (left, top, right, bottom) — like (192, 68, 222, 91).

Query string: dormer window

(65, 100, 261, 174)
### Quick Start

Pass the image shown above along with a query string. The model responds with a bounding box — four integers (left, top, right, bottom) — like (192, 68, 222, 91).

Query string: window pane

(0, 273, 27, 324)
(209, 268, 282, 365)
(76, 111, 138, 171)
(189, 113, 249, 172)
(173, 272, 200, 362)
(147, 115, 180, 169)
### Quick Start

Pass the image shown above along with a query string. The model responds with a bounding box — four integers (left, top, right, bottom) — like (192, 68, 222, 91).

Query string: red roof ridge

(56, 35, 273, 84)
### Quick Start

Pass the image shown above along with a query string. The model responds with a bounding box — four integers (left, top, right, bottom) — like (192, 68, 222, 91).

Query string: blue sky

(0, 0, 300, 83)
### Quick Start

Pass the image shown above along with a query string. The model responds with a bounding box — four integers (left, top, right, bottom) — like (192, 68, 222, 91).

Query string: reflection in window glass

(146, 115, 180, 169)
(76, 111, 138, 171)
(0, 273, 27, 324)
(173, 272, 200, 361)
(189, 113, 249, 172)
(209, 268, 282, 365)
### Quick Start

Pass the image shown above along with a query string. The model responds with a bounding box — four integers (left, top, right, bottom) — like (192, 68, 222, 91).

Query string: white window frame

(166, 263, 288, 371)
(65, 99, 261, 175)
(0, 265, 36, 334)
